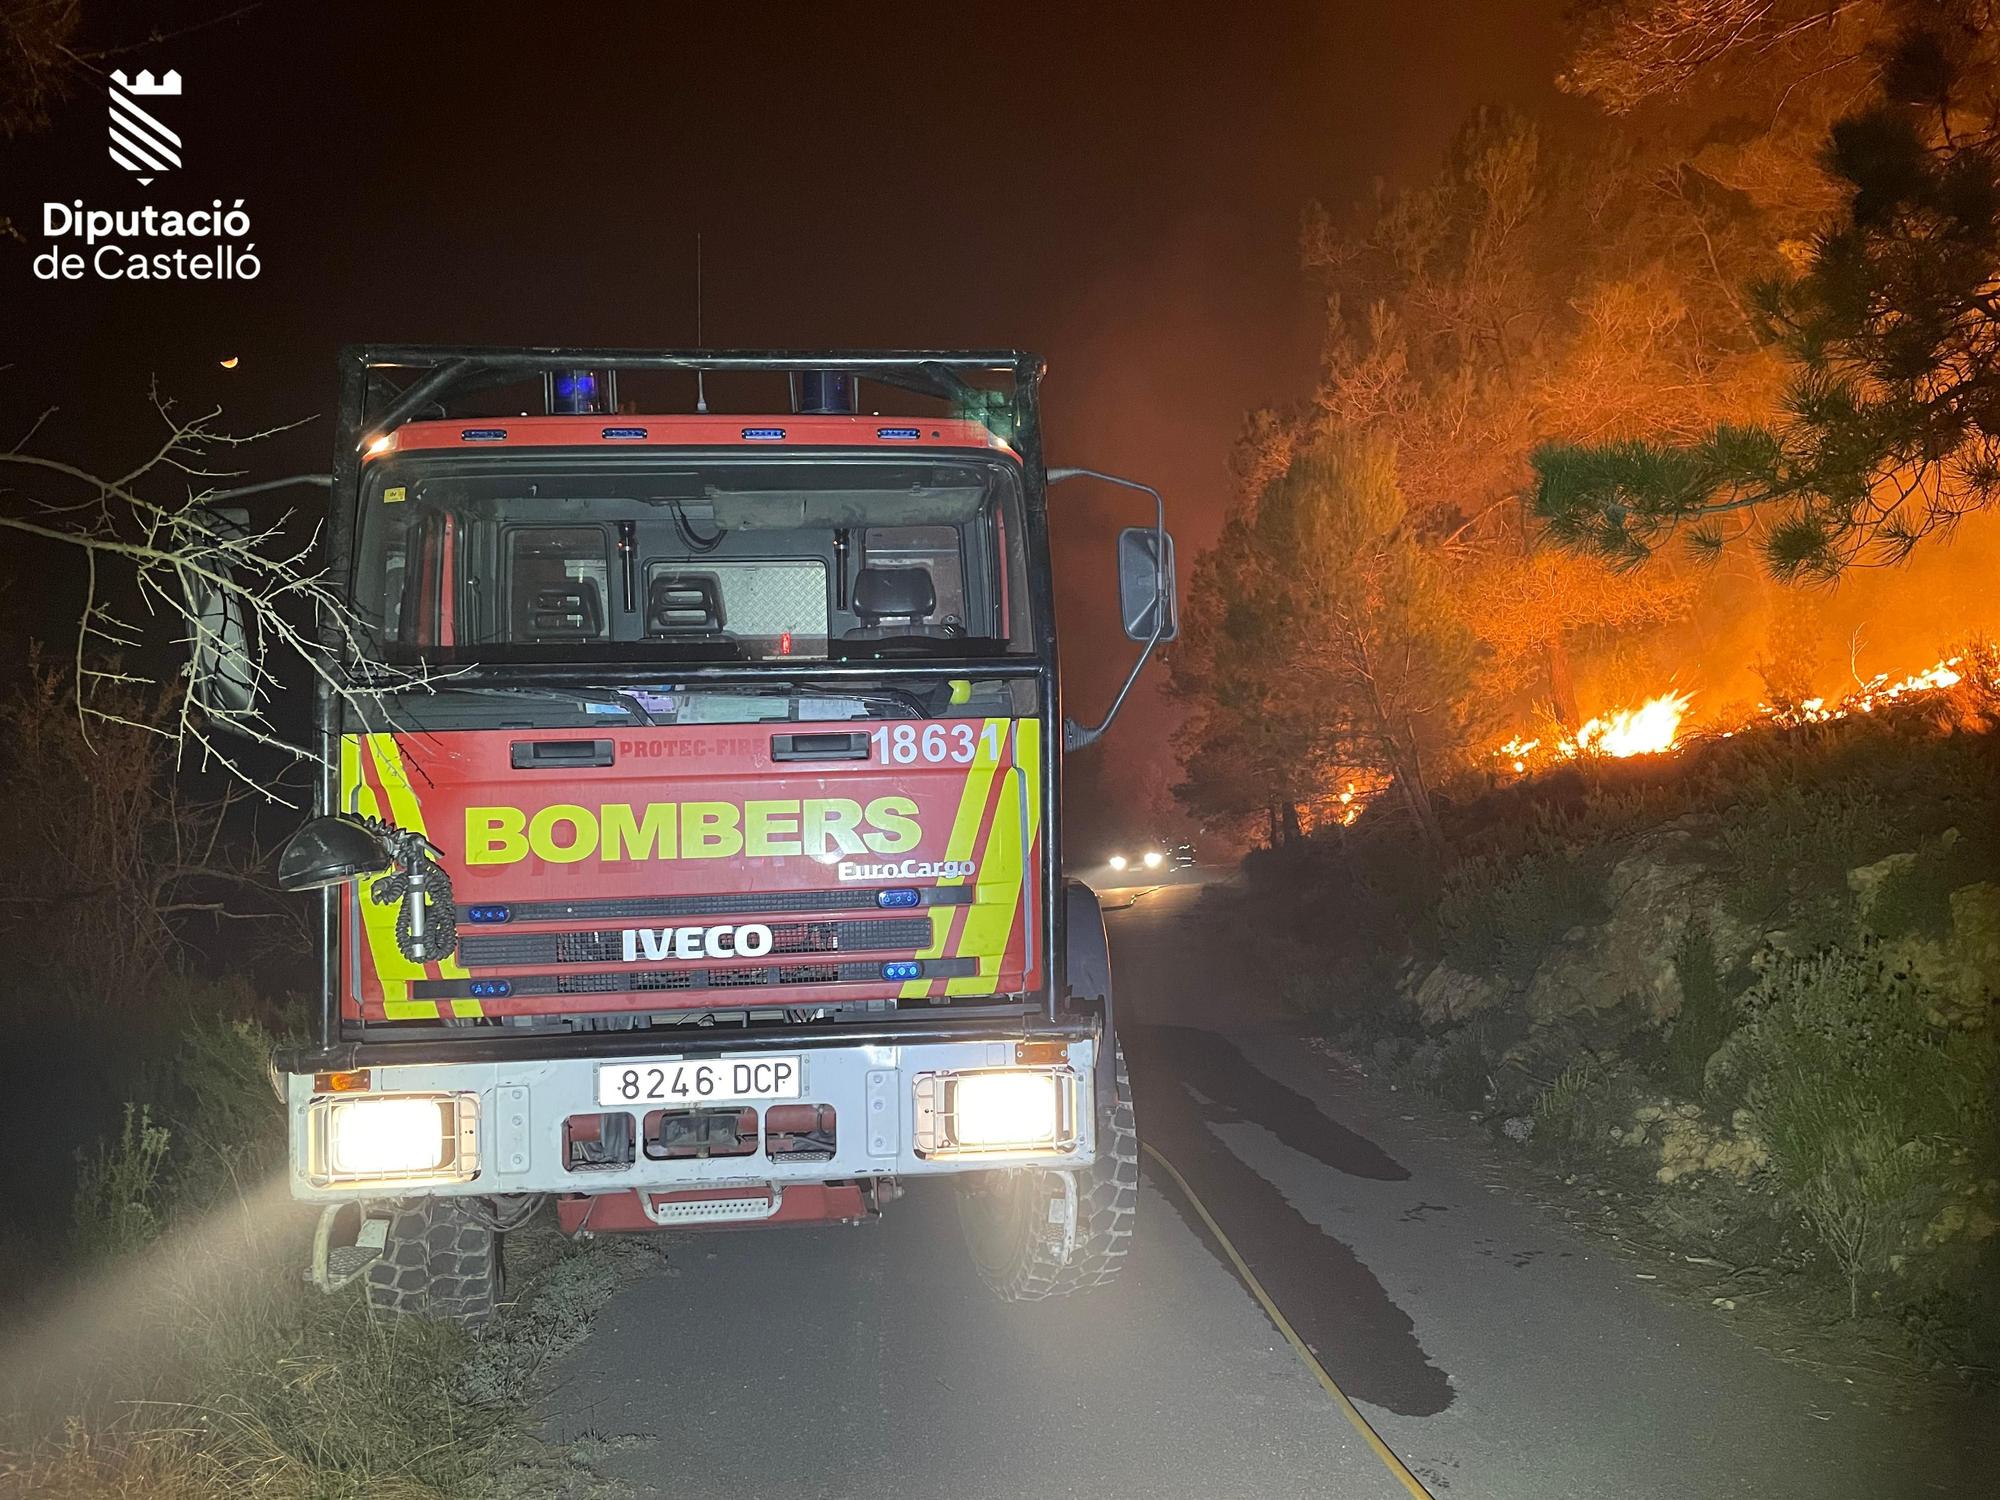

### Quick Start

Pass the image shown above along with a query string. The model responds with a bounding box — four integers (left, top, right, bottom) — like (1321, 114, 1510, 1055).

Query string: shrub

(71, 1103, 171, 1262)
(1664, 924, 1738, 1101)
(1864, 833, 1975, 943)
(1531, 1059, 1622, 1162)
(1717, 780, 1893, 932)
(162, 1006, 286, 1206)
(1734, 949, 1995, 1316)
(1437, 847, 1603, 982)
(1434, 1025, 1493, 1110)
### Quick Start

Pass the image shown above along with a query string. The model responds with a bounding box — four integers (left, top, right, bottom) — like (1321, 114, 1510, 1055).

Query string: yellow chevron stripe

(947, 718, 1043, 998)
(902, 716, 1009, 1000)
(943, 769, 1018, 996)
(341, 734, 471, 1020)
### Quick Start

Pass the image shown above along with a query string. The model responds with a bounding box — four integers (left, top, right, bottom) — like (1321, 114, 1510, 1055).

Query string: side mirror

(1117, 526, 1178, 643)
(277, 816, 392, 892)
(1046, 467, 1176, 751)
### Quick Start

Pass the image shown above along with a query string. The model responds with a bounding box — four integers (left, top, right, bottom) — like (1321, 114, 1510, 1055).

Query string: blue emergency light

(880, 961, 922, 982)
(877, 887, 921, 908)
(548, 368, 612, 415)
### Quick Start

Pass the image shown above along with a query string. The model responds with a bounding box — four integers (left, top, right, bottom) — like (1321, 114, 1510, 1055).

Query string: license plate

(595, 1055, 804, 1109)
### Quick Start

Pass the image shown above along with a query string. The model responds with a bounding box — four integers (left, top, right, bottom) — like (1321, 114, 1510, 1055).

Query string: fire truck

(257, 349, 1177, 1323)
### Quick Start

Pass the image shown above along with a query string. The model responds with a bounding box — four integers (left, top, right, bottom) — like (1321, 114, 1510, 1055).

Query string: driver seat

(843, 567, 939, 640)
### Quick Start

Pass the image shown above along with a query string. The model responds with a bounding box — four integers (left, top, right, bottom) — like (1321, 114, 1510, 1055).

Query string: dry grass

(0, 1177, 510, 1500)
(0, 1013, 653, 1500)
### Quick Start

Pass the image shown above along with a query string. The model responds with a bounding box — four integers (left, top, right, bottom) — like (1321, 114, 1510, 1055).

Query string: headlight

(306, 1093, 478, 1188)
(1143, 849, 1164, 869)
(1108, 854, 1128, 871)
(954, 1072, 1061, 1147)
(330, 1097, 450, 1175)
(912, 1068, 1078, 1157)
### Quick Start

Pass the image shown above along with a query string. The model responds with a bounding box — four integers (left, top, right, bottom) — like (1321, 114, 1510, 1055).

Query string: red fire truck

(263, 349, 1177, 1322)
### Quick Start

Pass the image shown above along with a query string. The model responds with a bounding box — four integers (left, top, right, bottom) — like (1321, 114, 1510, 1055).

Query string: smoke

(1569, 509, 2000, 724)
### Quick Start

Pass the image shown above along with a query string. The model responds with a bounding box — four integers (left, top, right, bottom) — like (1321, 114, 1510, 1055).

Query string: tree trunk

(1391, 753, 1447, 857)
(1547, 636, 1580, 727)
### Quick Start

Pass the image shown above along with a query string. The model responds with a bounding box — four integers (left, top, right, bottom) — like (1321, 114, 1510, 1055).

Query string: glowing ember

(1570, 692, 1692, 758)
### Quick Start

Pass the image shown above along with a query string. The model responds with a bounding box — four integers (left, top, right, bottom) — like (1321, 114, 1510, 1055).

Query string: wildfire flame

(1769, 659, 1964, 725)
(1496, 651, 1989, 777)
(1571, 692, 1692, 758)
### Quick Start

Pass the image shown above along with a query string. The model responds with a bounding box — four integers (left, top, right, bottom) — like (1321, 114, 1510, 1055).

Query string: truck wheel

(364, 1199, 503, 1327)
(958, 1043, 1138, 1301)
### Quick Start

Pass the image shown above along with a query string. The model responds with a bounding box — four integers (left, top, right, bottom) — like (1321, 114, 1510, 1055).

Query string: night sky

(5, 0, 1566, 828)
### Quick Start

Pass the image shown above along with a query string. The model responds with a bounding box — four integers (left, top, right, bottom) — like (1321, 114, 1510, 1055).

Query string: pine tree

(1535, 10, 2000, 581)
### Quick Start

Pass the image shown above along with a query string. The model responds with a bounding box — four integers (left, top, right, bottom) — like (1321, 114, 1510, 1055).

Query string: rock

(1408, 961, 1504, 1027)
(1673, 1102, 1703, 1120)
(1762, 928, 1807, 958)
(1730, 1107, 1755, 1133)
(1848, 851, 1919, 922)
(1633, 1104, 1664, 1123)
(1501, 1115, 1534, 1144)
(1924, 1202, 2000, 1246)
(1947, 884, 2000, 1026)
(1524, 835, 1704, 1029)
(1706, 902, 1763, 973)
(1653, 1114, 1768, 1181)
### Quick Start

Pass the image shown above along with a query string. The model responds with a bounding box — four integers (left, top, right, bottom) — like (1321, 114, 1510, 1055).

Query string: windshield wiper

(833, 636, 1010, 660)
(678, 681, 931, 720)
(402, 684, 660, 725)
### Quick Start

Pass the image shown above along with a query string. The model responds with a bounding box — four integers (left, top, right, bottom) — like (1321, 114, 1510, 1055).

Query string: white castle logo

(107, 69, 182, 186)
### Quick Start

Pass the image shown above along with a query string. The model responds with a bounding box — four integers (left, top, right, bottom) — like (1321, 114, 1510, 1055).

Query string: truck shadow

(1124, 1023, 1455, 1418)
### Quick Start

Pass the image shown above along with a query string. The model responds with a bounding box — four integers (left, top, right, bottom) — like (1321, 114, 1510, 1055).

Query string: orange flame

(1570, 692, 1692, 758)
(1496, 650, 1989, 778)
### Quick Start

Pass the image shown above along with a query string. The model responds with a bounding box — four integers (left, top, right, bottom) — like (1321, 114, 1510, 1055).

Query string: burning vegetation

(1494, 649, 1997, 778)
(1170, 0, 2000, 857)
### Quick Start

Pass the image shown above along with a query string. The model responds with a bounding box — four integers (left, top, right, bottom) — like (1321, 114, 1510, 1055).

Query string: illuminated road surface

(539, 878, 1983, 1500)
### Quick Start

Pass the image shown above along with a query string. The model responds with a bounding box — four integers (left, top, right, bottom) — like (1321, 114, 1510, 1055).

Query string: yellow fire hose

(1141, 1142, 1437, 1500)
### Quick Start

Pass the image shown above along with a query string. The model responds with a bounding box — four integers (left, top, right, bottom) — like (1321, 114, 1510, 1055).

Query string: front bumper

(285, 1034, 1100, 1202)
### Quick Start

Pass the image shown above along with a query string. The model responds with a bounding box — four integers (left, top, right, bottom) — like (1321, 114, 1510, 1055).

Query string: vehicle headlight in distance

(1142, 849, 1164, 869)
(1108, 854, 1128, 871)
(308, 1093, 478, 1186)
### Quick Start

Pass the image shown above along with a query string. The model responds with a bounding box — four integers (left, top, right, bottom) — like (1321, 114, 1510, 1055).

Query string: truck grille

(455, 887, 968, 924)
(408, 955, 978, 1004)
(518, 961, 871, 997)
(458, 917, 931, 968)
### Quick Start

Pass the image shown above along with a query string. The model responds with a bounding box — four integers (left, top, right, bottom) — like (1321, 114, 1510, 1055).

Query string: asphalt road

(539, 877, 1987, 1500)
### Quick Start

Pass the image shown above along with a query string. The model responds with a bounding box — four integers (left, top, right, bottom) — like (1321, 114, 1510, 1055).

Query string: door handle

(511, 737, 615, 769)
(770, 731, 871, 762)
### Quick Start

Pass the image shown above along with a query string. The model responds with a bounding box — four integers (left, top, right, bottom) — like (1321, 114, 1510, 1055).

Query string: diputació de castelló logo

(32, 65, 263, 284)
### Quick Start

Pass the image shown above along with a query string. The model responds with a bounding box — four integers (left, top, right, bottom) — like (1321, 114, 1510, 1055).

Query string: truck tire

(958, 1042, 1138, 1301)
(364, 1199, 503, 1327)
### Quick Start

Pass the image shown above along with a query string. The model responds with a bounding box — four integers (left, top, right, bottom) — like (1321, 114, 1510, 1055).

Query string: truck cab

(270, 349, 1175, 1320)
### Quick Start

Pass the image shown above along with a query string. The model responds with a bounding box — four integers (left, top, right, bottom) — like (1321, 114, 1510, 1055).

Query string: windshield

(351, 450, 1034, 665)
